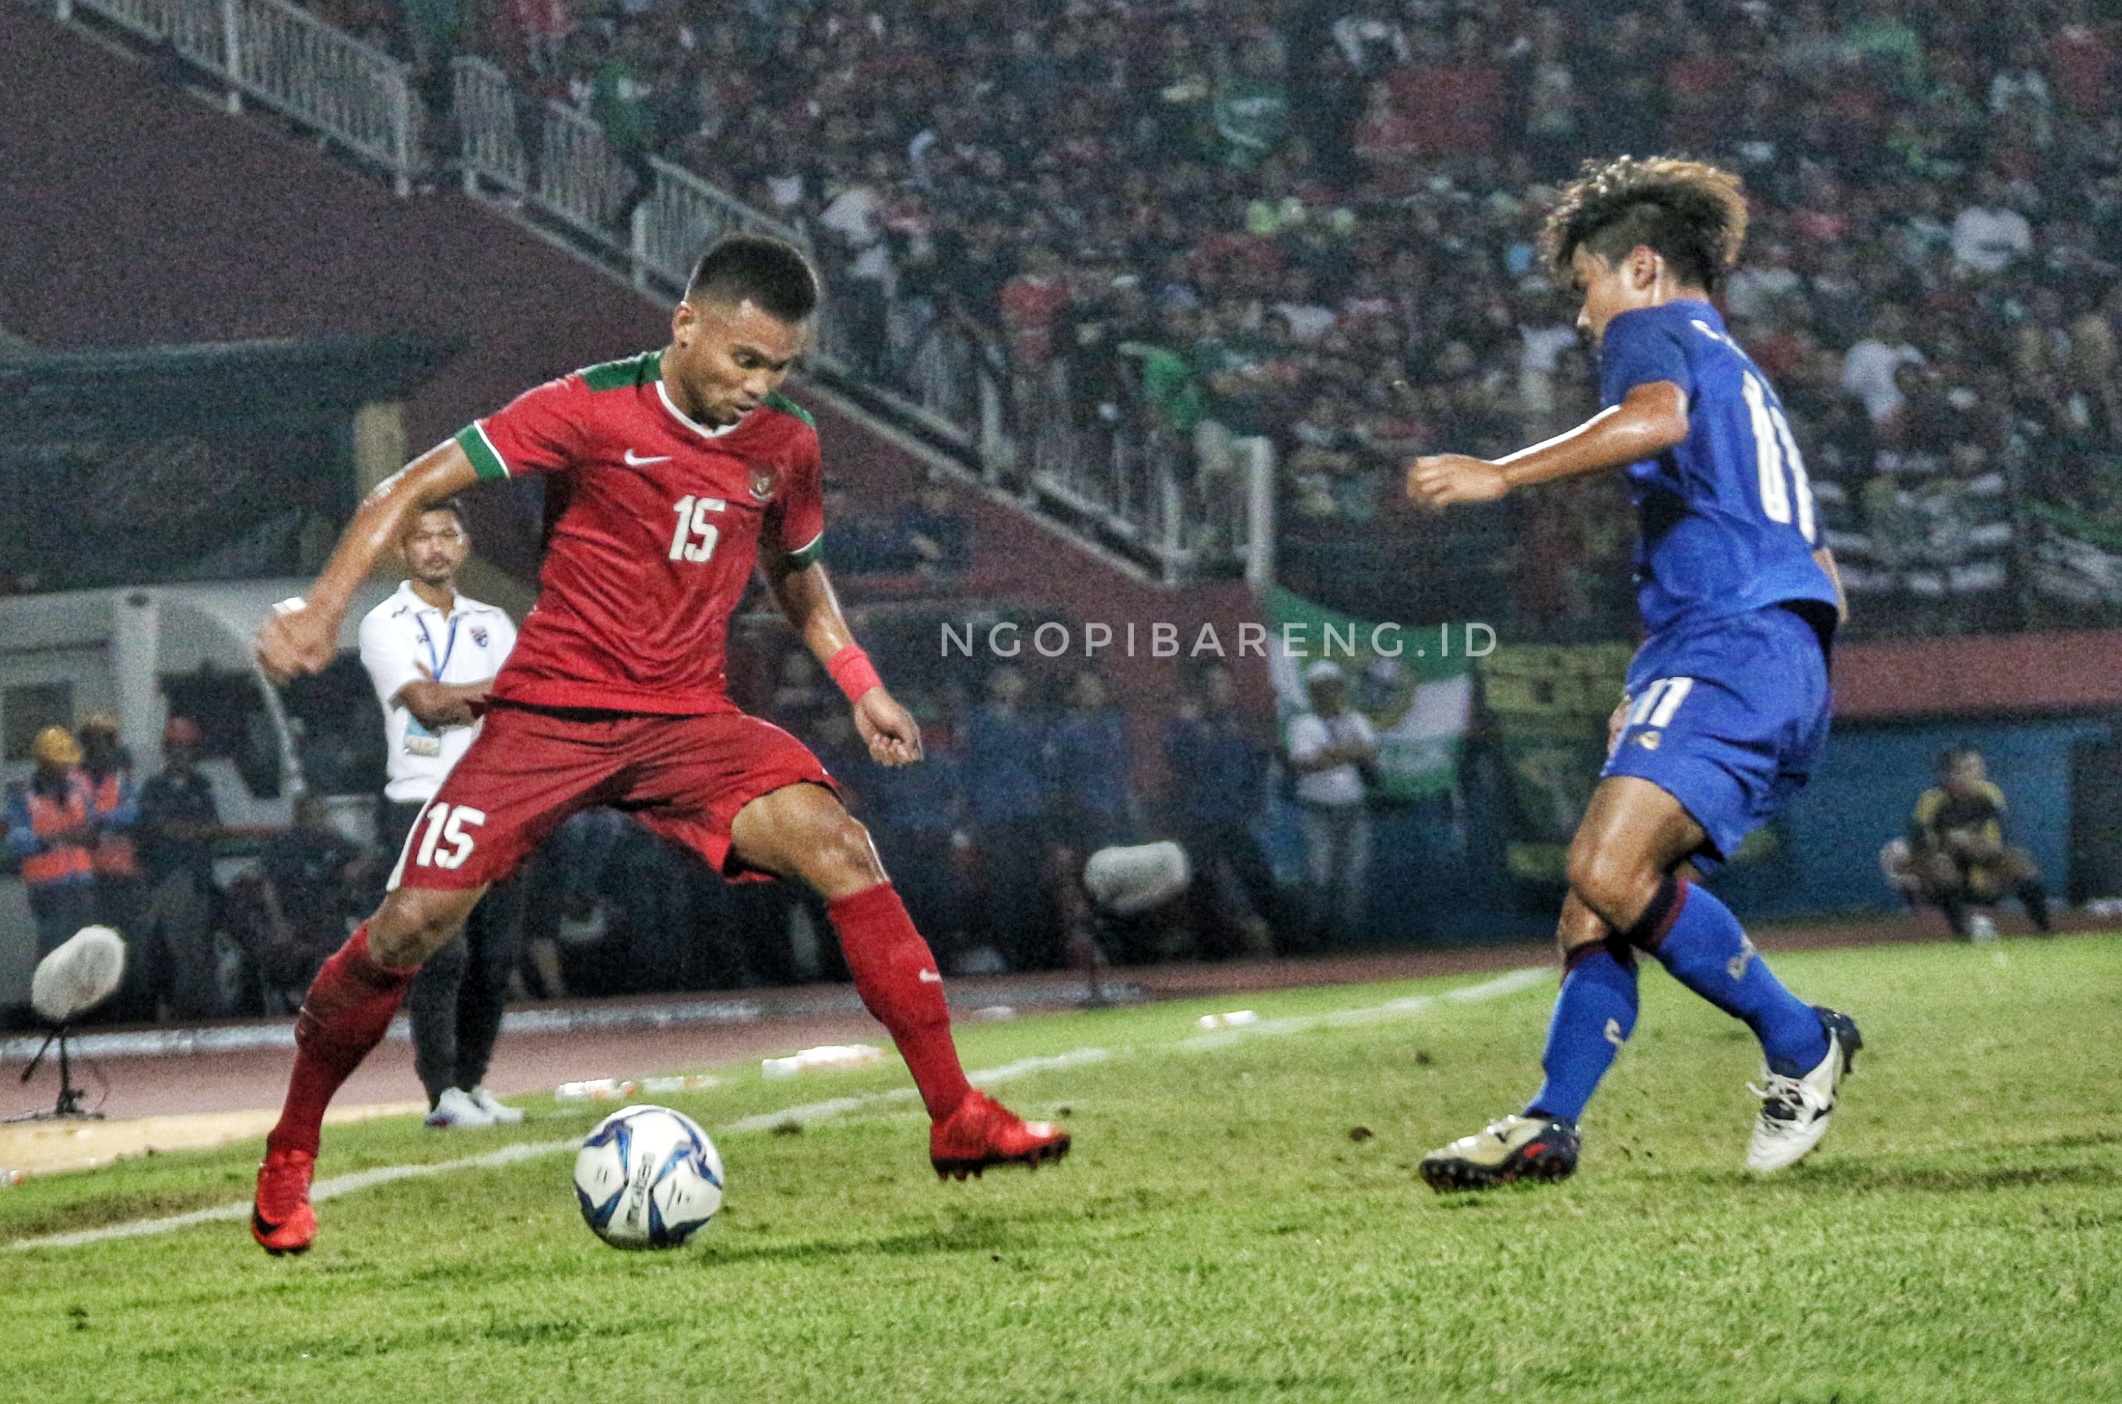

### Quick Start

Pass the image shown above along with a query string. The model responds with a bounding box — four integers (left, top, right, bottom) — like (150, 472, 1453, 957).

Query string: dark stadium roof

(0, 334, 459, 433)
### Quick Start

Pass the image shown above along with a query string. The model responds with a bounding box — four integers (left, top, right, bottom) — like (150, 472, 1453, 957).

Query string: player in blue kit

(1406, 156, 1862, 1189)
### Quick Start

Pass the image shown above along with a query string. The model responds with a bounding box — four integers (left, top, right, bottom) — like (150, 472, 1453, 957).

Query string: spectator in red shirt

(1353, 78, 1423, 191)
(2049, 0, 2116, 117)
(1000, 245, 1073, 368)
(1388, 21, 1505, 160)
(510, 0, 570, 76)
(1664, 26, 1736, 143)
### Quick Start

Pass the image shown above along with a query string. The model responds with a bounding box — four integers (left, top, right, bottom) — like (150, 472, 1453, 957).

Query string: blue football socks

(1524, 942, 1639, 1125)
(1640, 877, 1828, 1078)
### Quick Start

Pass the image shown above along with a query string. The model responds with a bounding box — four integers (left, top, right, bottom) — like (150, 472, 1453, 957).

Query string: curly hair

(1539, 156, 1750, 294)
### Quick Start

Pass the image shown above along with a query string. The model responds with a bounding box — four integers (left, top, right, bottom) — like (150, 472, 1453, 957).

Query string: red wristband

(826, 644, 884, 703)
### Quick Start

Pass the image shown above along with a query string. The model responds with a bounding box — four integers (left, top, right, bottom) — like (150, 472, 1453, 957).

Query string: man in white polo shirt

(1284, 659, 1378, 948)
(358, 500, 522, 1128)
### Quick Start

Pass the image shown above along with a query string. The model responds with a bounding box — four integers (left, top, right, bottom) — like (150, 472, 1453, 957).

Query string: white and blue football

(573, 1104, 725, 1249)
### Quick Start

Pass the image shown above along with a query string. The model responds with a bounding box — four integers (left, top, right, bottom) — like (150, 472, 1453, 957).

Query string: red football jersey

(454, 351, 824, 714)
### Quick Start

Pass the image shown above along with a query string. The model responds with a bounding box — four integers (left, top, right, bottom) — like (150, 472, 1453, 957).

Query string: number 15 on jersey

(669, 495, 723, 563)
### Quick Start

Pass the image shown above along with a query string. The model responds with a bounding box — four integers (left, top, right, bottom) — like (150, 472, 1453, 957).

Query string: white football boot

(1746, 1006, 1862, 1172)
(468, 1087, 525, 1123)
(426, 1085, 499, 1129)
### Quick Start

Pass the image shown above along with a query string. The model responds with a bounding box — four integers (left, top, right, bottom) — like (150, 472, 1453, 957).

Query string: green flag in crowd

(1261, 587, 1477, 801)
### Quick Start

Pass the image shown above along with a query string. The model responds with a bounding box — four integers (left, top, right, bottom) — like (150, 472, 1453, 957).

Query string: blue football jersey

(1597, 299, 1839, 634)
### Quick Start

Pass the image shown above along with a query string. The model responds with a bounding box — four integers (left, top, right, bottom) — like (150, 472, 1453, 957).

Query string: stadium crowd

(294, 0, 2122, 639)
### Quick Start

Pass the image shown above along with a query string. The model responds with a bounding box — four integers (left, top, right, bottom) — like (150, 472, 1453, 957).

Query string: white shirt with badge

(1286, 708, 1377, 810)
(359, 581, 517, 802)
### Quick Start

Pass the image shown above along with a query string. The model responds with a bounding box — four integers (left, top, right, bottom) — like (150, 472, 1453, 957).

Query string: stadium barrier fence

(445, 56, 1255, 581)
(48, 0, 418, 193)
(27, 0, 1260, 585)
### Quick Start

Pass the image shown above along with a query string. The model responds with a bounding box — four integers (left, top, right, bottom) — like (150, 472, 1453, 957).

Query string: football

(572, 1104, 725, 1249)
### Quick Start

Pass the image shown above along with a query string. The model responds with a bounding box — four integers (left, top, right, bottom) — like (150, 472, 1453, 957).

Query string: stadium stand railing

(31, 0, 1261, 587)
(47, 0, 419, 194)
(1017, 366, 1271, 588)
(442, 58, 1254, 584)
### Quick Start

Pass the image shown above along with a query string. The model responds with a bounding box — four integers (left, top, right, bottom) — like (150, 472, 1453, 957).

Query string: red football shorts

(389, 702, 837, 891)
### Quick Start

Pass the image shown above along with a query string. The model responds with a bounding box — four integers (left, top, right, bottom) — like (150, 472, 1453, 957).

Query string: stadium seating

(249, 0, 2122, 643)
(33, 0, 2122, 640)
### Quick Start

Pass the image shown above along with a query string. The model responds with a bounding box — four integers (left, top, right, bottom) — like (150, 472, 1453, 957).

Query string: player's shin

(264, 924, 419, 1158)
(1525, 940, 1639, 1124)
(1630, 875, 1828, 1078)
(827, 881, 974, 1121)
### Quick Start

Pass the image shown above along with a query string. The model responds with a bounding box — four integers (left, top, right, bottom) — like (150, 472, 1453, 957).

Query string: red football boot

(930, 1091, 1071, 1180)
(252, 1148, 318, 1255)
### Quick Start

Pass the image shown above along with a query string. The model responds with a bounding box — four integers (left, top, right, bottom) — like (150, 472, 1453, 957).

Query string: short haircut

(1938, 744, 1980, 774)
(685, 234, 821, 324)
(409, 498, 468, 533)
(1540, 156, 1749, 294)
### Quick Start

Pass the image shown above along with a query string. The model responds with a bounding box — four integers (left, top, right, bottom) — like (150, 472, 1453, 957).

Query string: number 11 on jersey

(669, 495, 722, 563)
(1740, 373, 1816, 542)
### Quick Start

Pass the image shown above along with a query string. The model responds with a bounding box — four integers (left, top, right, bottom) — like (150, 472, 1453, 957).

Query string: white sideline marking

(1179, 967, 1551, 1048)
(721, 1047, 1119, 1133)
(15, 1140, 574, 1250)
(10, 969, 1548, 1252)
(724, 1089, 916, 1133)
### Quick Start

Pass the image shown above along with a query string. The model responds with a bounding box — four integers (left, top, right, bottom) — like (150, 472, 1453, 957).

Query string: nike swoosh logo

(623, 449, 672, 466)
(918, 969, 943, 984)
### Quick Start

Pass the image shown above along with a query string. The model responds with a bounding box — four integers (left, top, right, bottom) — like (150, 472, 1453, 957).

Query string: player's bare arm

(256, 440, 482, 684)
(1287, 740, 1374, 773)
(760, 545, 923, 767)
(394, 670, 495, 730)
(1812, 546, 1850, 623)
(1407, 381, 1689, 509)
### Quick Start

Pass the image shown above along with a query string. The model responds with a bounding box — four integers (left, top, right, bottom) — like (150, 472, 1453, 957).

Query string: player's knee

(810, 814, 886, 894)
(371, 888, 477, 968)
(1565, 842, 1656, 932)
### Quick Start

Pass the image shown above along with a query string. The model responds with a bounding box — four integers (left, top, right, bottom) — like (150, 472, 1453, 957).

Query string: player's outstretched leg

(1421, 902, 1632, 1192)
(736, 783, 1068, 1179)
(829, 880, 1070, 1179)
(252, 887, 477, 1254)
(1557, 776, 1859, 1171)
(1624, 872, 1856, 1168)
(252, 925, 415, 1253)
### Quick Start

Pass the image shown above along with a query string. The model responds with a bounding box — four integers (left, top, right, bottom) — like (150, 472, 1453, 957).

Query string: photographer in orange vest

(5, 726, 97, 957)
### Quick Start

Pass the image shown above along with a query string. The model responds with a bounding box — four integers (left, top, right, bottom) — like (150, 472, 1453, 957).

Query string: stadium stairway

(0, 7, 1264, 765)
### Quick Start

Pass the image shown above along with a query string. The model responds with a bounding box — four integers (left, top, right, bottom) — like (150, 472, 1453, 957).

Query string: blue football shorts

(1601, 603, 1832, 864)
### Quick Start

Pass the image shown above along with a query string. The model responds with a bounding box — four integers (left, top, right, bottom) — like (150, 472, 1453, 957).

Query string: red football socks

(264, 925, 418, 1159)
(828, 882, 974, 1122)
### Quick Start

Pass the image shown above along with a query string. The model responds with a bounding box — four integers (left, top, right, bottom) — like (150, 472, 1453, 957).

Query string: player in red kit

(249, 236, 1068, 1255)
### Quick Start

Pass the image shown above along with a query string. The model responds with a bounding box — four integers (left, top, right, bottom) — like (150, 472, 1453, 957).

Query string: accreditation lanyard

(414, 611, 460, 682)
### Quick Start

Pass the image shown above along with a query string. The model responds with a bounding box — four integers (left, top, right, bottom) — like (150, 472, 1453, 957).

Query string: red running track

(1, 910, 2063, 1123)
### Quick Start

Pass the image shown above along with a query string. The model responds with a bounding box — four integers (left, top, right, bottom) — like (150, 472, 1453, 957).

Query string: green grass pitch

(4, 935, 2119, 1403)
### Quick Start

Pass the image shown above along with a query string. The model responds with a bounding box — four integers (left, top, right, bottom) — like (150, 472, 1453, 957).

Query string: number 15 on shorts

(414, 803, 486, 870)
